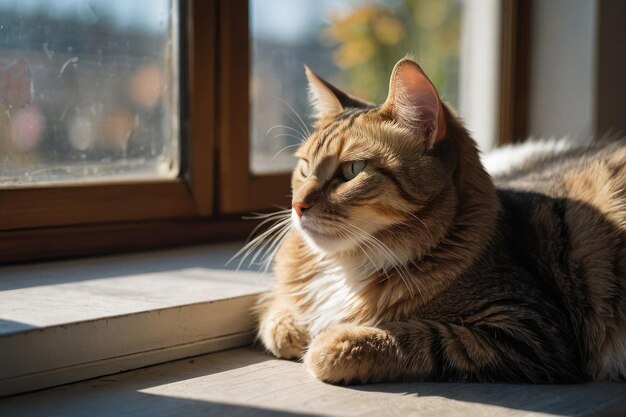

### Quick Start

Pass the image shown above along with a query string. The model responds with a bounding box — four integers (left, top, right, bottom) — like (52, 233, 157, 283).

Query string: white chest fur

(298, 260, 373, 336)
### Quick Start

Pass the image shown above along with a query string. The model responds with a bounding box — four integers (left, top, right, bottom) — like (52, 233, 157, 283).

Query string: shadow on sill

(0, 319, 36, 334)
(2, 347, 626, 417)
(348, 381, 626, 417)
(2, 392, 319, 417)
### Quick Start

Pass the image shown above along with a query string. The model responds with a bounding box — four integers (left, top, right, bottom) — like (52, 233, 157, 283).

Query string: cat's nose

(292, 200, 312, 219)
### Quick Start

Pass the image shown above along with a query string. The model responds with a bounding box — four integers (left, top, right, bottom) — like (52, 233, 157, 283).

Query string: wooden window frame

(0, 1, 260, 264)
(498, 0, 532, 145)
(217, 1, 291, 213)
(1, 1, 213, 231)
(219, 0, 529, 211)
(0, 0, 530, 264)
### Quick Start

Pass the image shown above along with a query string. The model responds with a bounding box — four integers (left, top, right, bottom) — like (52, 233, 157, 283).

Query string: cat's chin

(291, 211, 356, 255)
(299, 229, 355, 255)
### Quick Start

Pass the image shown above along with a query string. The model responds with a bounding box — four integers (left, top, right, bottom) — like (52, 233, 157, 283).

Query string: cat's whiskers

(244, 209, 292, 239)
(255, 219, 293, 270)
(277, 97, 311, 138)
(260, 221, 294, 272)
(308, 216, 390, 279)
(235, 218, 290, 270)
(247, 220, 289, 265)
(266, 125, 307, 142)
(339, 220, 417, 297)
(402, 209, 435, 246)
(272, 143, 302, 161)
(228, 210, 292, 271)
(333, 223, 382, 279)
(270, 133, 305, 142)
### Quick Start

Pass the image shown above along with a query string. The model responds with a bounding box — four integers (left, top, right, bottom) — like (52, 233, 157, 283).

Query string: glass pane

(250, 0, 463, 174)
(0, 0, 179, 186)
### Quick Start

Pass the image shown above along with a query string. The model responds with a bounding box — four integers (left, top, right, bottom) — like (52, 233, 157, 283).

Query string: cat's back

(485, 138, 626, 380)
(486, 139, 626, 199)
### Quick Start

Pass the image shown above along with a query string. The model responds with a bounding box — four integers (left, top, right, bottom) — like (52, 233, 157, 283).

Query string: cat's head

(291, 58, 462, 258)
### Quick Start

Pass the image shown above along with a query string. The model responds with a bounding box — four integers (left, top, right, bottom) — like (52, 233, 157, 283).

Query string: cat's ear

(304, 65, 344, 118)
(304, 65, 370, 119)
(382, 58, 446, 148)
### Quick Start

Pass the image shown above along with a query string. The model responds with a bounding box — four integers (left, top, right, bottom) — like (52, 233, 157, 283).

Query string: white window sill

(2, 347, 626, 417)
(0, 243, 271, 397)
(3, 248, 626, 416)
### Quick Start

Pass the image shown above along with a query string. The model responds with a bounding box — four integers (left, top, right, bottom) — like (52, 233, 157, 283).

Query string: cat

(253, 57, 626, 384)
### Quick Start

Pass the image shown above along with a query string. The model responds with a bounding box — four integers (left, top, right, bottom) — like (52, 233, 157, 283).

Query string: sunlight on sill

(0, 243, 270, 332)
(0, 243, 271, 397)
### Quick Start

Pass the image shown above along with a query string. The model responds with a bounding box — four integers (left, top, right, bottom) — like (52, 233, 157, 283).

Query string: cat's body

(490, 139, 626, 381)
(256, 58, 626, 384)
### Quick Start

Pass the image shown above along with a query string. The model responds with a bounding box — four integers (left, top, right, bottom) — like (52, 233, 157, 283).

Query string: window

(238, 0, 518, 214)
(250, 0, 465, 175)
(249, 0, 515, 176)
(0, 0, 525, 263)
(0, 0, 531, 396)
(0, 1, 217, 263)
(0, 0, 179, 186)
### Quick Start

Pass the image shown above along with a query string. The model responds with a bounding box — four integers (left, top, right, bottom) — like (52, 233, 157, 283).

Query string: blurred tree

(321, 0, 462, 107)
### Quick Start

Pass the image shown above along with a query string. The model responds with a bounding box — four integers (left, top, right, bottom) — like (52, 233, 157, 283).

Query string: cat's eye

(299, 160, 310, 177)
(341, 160, 367, 181)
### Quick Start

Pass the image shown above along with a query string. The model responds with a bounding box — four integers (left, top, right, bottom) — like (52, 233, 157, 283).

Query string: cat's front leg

(258, 298, 309, 359)
(305, 318, 582, 384)
(304, 324, 400, 384)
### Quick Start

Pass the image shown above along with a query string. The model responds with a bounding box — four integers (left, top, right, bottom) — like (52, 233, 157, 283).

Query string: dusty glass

(0, 0, 179, 186)
(250, 0, 464, 174)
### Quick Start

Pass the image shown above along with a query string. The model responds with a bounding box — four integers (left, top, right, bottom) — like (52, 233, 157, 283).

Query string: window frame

(498, 0, 532, 144)
(0, 1, 234, 264)
(1, 0, 214, 228)
(217, 0, 291, 214)
(0, 0, 529, 264)
(0, 0, 530, 391)
(219, 0, 528, 212)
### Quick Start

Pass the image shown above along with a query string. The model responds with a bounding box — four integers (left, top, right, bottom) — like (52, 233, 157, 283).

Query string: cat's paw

(259, 311, 309, 359)
(304, 324, 390, 384)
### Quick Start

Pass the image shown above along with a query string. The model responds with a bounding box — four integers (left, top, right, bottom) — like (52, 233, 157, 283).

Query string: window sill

(0, 243, 271, 397)
(2, 347, 626, 416)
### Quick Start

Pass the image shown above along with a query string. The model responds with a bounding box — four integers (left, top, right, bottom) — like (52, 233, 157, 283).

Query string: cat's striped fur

(256, 58, 626, 384)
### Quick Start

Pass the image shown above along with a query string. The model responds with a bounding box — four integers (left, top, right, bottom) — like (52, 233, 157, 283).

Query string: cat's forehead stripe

(314, 108, 371, 156)
(315, 120, 346, 154)
(316, 111, 357, 151)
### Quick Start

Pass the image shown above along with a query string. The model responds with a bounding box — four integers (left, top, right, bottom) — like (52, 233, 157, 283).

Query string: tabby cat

(254, 57, 626, 384)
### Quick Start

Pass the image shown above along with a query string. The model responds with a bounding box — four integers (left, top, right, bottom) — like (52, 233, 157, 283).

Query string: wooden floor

(1, 347, 626, 417)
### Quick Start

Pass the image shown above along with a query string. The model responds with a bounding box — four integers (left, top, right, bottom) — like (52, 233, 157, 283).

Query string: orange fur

(256, 58, 626, 384)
